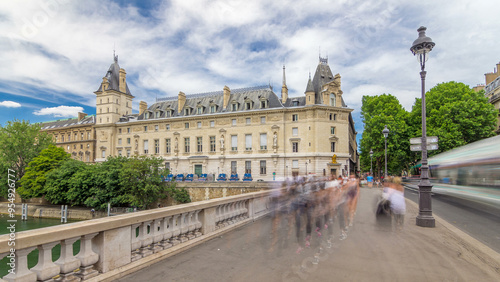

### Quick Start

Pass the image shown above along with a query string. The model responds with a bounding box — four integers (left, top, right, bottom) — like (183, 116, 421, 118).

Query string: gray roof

(139, 85, 284, 120)
(312, 57, 335, 104)
(39, 115, 95, 130)
(283, 96, 306, 107)
(96, 56, 133, 96)
(305, 74, 314, 93)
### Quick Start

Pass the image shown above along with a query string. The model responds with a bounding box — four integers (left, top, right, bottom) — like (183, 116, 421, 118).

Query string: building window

(210, 136, 216, 152)
(67, 145, 70, 150)
(261, 116, 265, 124)
(197, 137, 203, 152)
(88, 132, 91, 139)
(246, 118, 251, 125)
(210, 105, 216, 113)
(155, 125, 159, 131)
(118, 138, 122, 145)
(74, 133, 77, 140)
(232, 103, 238, 111)
(154, 139, 159, 154)
(55, 136, 58, 142)
(68, 135, 71, 142)
(73, 145, 76, 149)
(292, 142, 298, 152)
(165, 162, 170, 171)
(144, 126, 148, 132)
(86, 154, 90, 162)
(166, 138, 171, 153)
(61, 136, 64, 142)
(231, 135, 237, 151)
(118, 150, 122, 156)
(210, 120, 215, 127)
(166, 124, 170, 131)
(245, 134, 252, 151)
(293, 100, 299, 106)
(330, 113, 337, 121)
(260, 100, 267, 108)
(80, 144, 83, 149)
(166, 110, 171, 117)
(144, 112, 148, 119)
(184, 137, 190, 153)
(127, 128, 131, 133)
(260, 133, 267, 150)
(144, 140, 149, 154)
(197, 122, 202, 128)
(331, 142, 335, 152)
(292, 160, 299, 168)
(260, 160, 266, 175)
(155, 111, 160, 118)
(231, 161, 237, 174)
(126, 149, 130, 157)
(292, 127, 298, 136)
(245, 102, 252, 110)
(185, 122, 189, 129)
(127, 138, 131, 144)
(245, 161, 251, 174)
(331, 127, 335, 135)
(197, 107, 203, 114)
(184, 108, 190, 115)
(81, 133, 84, 140)
(330, 94, 336, 106)
(102, 150, 106, 158)
(232, 119, 236, 126)
(118, 129, 122, 134)
(292, 114, 298, 121)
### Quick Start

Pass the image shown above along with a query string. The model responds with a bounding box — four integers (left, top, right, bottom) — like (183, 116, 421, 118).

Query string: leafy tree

(359, 94, 412, 177)
(165, 183, 191, 204)
(409, 81, 497, 155)
(45, 159, 87, 204)
(120, 156, 167, 209)
(0, 120, 53, 198)
(18, 145, 69, 198)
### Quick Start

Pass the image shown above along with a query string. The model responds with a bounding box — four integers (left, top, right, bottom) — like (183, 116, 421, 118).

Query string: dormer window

(292, 100, 299, 107)
(166, 109, 172, 117)
(330, 94, 336, 106)
(144, 112, 149, 119)
(184, 108, 191, 115)
(155, 111, 160, 119)
(210, 105, 216, 113)
(260, 99, 268, 108)
(197, 107, 203, 114)
(231, 103, 238, 111)
(244, 99, 254, 110)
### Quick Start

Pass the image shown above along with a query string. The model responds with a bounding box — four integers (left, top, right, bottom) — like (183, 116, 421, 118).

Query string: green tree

(119, 156, 167, 209)
(359, 94, 413, 177)
(0, 120, 53, 198)
(45, 159, 87, 204)
(18, 145, 70, 198)
(410, 81, 496, 155)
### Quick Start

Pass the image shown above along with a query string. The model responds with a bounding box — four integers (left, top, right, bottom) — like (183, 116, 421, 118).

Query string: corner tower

(94, 55, 134, 125)
(310, 56, 343, 106)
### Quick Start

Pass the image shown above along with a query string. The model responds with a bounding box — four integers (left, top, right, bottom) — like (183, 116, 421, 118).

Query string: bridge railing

(0, 190, 271, 281)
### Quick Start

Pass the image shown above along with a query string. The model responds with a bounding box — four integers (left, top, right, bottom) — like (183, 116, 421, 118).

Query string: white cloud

(0, 101, 22, 108)
(33, 106, 84, 117)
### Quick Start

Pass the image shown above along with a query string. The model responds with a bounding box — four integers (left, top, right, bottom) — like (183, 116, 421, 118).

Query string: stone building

(475, 62, 500, 134)
(94, 55, 358, 180)
(39, 113, 96, 162)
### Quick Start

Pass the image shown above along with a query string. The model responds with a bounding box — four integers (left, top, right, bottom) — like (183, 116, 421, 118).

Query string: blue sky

(1, 0, 499, 146)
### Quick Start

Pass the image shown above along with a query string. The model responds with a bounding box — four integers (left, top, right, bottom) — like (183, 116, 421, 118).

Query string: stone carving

(273, 132, 277, 147)
(175, 137, 179, 150)
(220, 135, 225, 149)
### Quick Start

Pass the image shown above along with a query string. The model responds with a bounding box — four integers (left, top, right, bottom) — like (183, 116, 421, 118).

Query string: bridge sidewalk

(117, 187, 500, 282)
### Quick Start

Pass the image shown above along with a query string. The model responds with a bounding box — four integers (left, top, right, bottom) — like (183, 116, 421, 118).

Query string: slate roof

(312, 57, 335, 104)
(95, 56, 133, 96)
(138, 85, 284, 120)
(39, 115, 95, 130)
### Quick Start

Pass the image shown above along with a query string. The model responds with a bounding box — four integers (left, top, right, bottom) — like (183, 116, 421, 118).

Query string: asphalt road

(404, 186, 500, 253)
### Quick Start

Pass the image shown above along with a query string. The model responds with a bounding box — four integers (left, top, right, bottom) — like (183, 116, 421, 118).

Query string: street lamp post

(382, 125, 389, 178)
(411, 26, 436, 227)
(369, 149, 373, 175)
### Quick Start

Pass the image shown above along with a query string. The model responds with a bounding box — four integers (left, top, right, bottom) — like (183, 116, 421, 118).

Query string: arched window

(330, 94, 336, 106)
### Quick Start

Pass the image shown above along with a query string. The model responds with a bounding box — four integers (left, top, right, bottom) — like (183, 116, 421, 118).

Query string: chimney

(223, 86, 231, 109)
(119, 68, 127, 93)
(139, 101, 147, 115)
(78, 112, 88, 122)
(178, 91, 186, 112)
(281, 65, 288, 104)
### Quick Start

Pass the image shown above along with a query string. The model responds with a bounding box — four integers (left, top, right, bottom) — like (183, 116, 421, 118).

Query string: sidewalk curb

(405, 199, 500, 273)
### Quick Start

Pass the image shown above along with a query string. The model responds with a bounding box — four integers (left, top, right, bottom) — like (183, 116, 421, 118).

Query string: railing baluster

(170, 214, 181, 246)
(54, 237, 81, 281)
(179, 213, 189, 243)
(139, 221, 153, 257)
(151, 219, 164, 253)
(194, 210, 202, 237)
(161, 216, 173, 249)
(76, 233, 99, 280)
(2, 247, 37, 282)
(31, 242, 60, 282)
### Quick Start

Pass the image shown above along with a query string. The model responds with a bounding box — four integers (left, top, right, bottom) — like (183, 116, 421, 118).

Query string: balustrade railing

(0, 190, 271, 281)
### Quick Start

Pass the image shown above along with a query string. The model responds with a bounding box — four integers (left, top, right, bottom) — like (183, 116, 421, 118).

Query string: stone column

(54, 237, 81, 281)
(75, 233, 99, 280)
(201, 207, 216, 235)
(3, 247, 37, 282)
(31, 242, 60, 281)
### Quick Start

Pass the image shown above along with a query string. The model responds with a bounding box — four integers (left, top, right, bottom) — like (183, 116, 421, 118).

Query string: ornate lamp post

(411, 26, 436, 227)
(369, 149, 373, 175)
(382, 125, 389, 178)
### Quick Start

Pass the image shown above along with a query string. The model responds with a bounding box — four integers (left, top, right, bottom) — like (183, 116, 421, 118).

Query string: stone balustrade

(0, 190, 272, 281)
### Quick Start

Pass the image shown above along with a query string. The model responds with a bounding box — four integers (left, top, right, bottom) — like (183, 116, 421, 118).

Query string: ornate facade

(475, 62, 500, 134)
(40, 113, 96, 163)
(94, 56, 358, 180)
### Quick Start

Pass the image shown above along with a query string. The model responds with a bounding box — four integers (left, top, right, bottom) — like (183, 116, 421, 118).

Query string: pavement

(117, 187, 500, 282)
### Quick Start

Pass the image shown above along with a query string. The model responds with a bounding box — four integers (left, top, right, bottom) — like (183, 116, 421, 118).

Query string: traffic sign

(410, 136, 439, 144)
(410, 144, 439, 151)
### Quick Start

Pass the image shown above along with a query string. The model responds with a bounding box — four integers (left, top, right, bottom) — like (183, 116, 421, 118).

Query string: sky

(1, 0, 499, 146)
